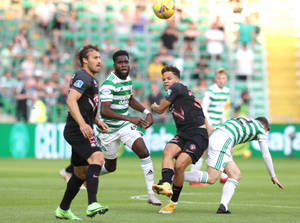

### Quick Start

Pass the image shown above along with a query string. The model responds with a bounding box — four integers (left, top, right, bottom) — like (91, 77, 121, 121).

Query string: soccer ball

(153, 0, 175, 19)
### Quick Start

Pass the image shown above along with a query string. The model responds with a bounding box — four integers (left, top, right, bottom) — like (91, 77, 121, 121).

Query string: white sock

(100, 164, 109, 175)
(220, 178, 238, 210)
(140, 156, 155, 195)
(190, 158, 204, 172)
(184, 170, 208, 183)
(220, 172, 228, 179)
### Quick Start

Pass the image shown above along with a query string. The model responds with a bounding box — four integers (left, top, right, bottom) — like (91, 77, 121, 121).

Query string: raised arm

(259, 140, 284, 189)
(66, 89, 93, 138)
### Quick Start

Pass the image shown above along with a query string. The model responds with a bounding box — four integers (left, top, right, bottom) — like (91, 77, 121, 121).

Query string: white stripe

(111, 103, 129, 110)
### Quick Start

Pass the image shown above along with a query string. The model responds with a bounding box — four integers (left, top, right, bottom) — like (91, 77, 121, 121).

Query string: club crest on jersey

(74, 80, 83, 88)
(190, 144, 196, 150)
(167, 89, 172, 96)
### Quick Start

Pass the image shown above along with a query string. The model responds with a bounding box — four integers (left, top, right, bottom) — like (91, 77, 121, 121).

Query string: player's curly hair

(112, 50, 129, 62)
(78, 44, 100, 67)
(161, 65, 181, 79)
(255, 116, 270, 131)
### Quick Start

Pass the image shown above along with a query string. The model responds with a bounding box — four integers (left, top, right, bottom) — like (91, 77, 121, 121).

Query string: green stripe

(210, 116, 222, 121)
(114, 90, 131, 96)
(140, 157, 152, 165)
(106, 122, 130, 133)
(215, 138, 231, 169)
(102, 117, 124, 122)
(244, 122, 254, 142)
(102, 80, 132, 88)
(227, 178, 238, 187)
(106, 74, 115, 81)
(111, 107, 128, 113)
(231, 119, 247, 144)
(112, 99, 129, 105)
(208, 89, 229, 95)
(252, 121, 261, 141)
(207, 110, 223, 115)
(225, 125, 236, 145)
(209, 97, 227, 102)
(227, 121, 241, 144)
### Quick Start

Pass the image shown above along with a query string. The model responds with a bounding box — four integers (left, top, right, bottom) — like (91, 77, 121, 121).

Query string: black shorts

(64, 128, 101, 166)
(168, 128, 208, 164)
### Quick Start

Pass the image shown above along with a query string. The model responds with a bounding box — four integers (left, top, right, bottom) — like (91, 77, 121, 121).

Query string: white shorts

(97, 123, 142, 159)
(206, 129, 234, 171)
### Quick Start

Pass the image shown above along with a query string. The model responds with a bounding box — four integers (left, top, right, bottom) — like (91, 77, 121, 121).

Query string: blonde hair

(215, 68, 227, 76)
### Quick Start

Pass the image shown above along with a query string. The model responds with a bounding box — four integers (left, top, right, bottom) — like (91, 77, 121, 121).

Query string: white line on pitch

(130, 194, 299, 209)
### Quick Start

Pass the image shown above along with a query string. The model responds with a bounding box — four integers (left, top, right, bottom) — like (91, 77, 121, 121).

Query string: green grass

(0, 157, 299, 223)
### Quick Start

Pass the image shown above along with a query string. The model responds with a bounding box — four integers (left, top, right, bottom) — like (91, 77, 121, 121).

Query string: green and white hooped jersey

(202, 84, 230, 126)
(99, 72, 132, 133)
(217, 117, 267, 146)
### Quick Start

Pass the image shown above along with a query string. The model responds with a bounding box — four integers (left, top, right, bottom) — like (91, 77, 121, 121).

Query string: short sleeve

(70, 73, 90, 94)
(100, 80, 115, 102)
(165, 83, 182, 103)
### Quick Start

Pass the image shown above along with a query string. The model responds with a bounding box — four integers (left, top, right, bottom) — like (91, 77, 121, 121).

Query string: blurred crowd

(0, 0, 262, 123)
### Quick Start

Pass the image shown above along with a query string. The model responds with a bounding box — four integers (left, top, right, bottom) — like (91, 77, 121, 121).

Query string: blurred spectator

(191, 56, 210, 80)
(14, 70, 24, 95)
(234, 90, 250, 117)
(21, 55, 35, 77)
(145, 81, 168, 123)
(147, 55, 164, 81)
(116, 5, 132, 35)
(0, 43, 12, 70)
(47, 44, 62, 65)
(15, 78, 32, 122)
(28, 92, 47, 123)
(52, 4, 69, 45)
(181, 22, 199, 56)
(35, 55, 56, 80)
(230, 0, 243, 14)
(129, 58, 141, 80)
(124, 39, 140, 59)
(35, 0, 56, 32)
(132, 5, 147, 32)
(0, 71, 17, 98)
(101, 38, 117, 57)
(235, 43, 254, 81)
(11, 35, 25, 59)
(157, 47, 175, 65)
(238, 16, 255, 45)
(205, 22, 225, 60)
(160, 21, 178, 53)
(191, 78, 208, 103)
(33, 70, 46, 98)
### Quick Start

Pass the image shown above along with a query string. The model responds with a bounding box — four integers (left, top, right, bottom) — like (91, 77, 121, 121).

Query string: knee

(228, 169, 241, 181)
(174, 162, 185, 174)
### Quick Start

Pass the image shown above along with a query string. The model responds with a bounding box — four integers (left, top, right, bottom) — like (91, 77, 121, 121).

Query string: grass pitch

(0, 157, 299, 223)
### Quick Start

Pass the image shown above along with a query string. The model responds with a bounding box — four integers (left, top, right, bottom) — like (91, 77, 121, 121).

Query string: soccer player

(151, 66, 212, 214)
(184, 116, 284, 213)
(55, 45, 109, 220)
(187, 68, 230, 185)
(95, 50, 161, 206)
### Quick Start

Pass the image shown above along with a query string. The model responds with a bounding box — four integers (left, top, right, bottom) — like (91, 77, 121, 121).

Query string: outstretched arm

(151, 99, 171, 114)
(259, 140, 284, 189)
(129, 96, 153, 128)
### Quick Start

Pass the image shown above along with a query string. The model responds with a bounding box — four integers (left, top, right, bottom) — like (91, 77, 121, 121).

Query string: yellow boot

(159, 202, 177, 214)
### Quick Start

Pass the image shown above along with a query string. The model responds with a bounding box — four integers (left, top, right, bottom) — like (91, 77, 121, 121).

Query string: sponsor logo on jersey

(190, 144, 196, 150)
(74, 80, 83, 88)
(101, 88, 111, 95)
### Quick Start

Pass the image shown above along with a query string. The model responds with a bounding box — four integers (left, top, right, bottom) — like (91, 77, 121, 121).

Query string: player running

(95, 50, 161, 206)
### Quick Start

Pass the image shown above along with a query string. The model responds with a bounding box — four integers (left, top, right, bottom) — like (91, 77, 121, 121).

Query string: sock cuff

(227, 178, 239, 187)
(140, 156, 152, 165)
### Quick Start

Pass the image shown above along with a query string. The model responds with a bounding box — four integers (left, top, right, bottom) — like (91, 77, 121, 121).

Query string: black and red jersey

(65, 69, 99, 129)
(165, 82, 206, 135)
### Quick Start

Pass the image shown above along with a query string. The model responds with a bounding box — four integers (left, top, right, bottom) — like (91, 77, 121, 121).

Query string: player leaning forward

(184, 116, 284, 213)
(151, 66, 213, 214)
(95, 50, 161, 205)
